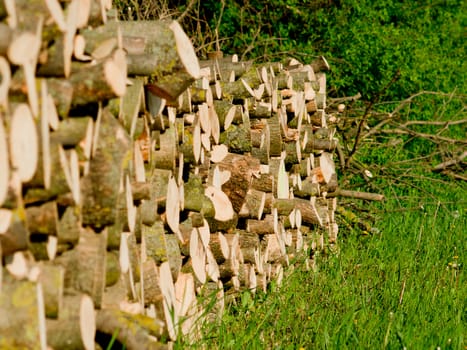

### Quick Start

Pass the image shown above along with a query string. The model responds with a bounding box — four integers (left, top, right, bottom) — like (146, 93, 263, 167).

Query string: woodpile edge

(0, 1, 355, 349)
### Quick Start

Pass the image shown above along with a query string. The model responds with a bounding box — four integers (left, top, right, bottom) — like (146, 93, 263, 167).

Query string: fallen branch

(326, 189, 385, 201)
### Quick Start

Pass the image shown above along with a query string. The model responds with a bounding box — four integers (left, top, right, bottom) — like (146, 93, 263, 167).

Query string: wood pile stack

(0, 1, 339, 348)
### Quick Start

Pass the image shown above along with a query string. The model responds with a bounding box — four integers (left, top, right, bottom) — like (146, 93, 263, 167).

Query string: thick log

(68, 50, 127, 106)
(0, 277, 47, 350)
(81, 108, 131, 229)
(82, 20, 200, 101)
(55, 228, 107, 308)
(219, 123, 252, 154)
(142, 220, 168, 265)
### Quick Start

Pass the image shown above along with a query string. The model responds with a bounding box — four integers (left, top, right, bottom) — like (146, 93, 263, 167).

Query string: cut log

(180, 174, 215, 218)
(238, 189, 266, 219)
(46, 293, 96, 350)
(0, 277, 47, 350)
(37, 263, 64, 319)
(7, 31, 41, 116)
(141, 259, 164, 315)
(0, 113, 8, 205)
(25, 201, 59, 236)
(9, 103, 38, 182)
(81, 108, 131, 229)
(141, 220, 168, 265)
(204, 186, 235, 222)
(68, 50, 127, 106)
(55, 228, 107, 308)
(118, 77, 145, 137)
(0, 207, 29, 256)
(95, 308, 168, 350)
(159, 261, 179, 340)
(0, 56, 11, 110)
(82, 20, 200, 101)
(219, 123, 252, 154)
(24, 142, 71, 205)
(213, 153, 260, 212)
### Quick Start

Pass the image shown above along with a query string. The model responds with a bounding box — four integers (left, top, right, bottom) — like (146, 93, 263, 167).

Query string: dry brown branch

(432, 150, 467, 171)
(379, 127, 467, 145)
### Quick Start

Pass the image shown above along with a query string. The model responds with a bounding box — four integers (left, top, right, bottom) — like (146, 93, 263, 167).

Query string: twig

(432, 150, 467, 171)
(402, 119, 467, 126)
(177, 0, 197, 22)
(327, 92, 362, 107)
(345, 70, 401, 168)
(379, 128, 467, 144)
(445, 172, 467, 181)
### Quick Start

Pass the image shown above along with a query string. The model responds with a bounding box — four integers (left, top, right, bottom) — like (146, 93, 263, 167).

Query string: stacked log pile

(0, 1, 341, 349)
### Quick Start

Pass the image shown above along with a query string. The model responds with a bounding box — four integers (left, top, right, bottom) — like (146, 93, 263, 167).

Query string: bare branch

(432, 150, 467, 171)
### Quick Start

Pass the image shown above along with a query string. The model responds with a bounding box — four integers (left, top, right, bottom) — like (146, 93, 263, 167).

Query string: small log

(165, 233, 182, 282)
(238, 189, 266, 219)
(55, 205, 80, 249)
(0, 207, 29, 256)
(105, 250, 121, 287)
(50, 117, 94, 149)
(0, 113, 9, 206)
(208, 232, 230, 264)
(37, 263, 64, 319)
(95, 308, 168, 350)
(141, 259, 164, 308)
(25, 201, 59, 236)
(46, 293, 96, 350)
(293, 176, 320, 198)
(247, 214, 276, 235)
(153, 126, 178, 171)
(24, 142, 71, 204)
(43, 77, 74, 117)
(118, 77, 145, 138)
(212, 99, 241, 130)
